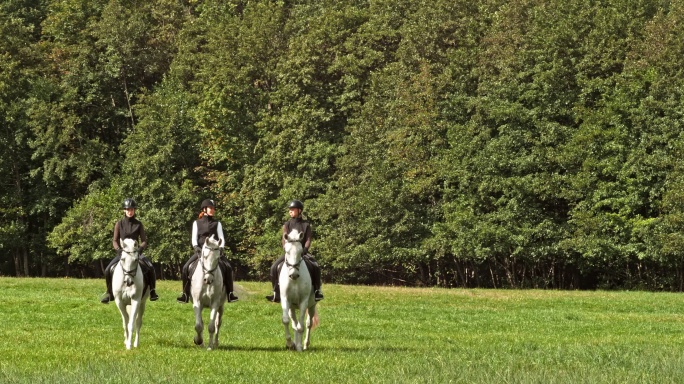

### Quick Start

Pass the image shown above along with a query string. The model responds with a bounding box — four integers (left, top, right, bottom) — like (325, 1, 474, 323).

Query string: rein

(284, 239, 302, 271)
(120, 251, 140, 278)
(201, 246, 220, 277)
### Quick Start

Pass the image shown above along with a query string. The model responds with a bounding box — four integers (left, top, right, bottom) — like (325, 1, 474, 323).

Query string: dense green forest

(2, 0, 684, 289)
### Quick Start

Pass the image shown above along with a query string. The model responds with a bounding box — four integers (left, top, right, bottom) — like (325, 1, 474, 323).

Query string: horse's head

(201, 235, 222, 285)
(119, 238, 140, 286)
(284, 229, 304, 280)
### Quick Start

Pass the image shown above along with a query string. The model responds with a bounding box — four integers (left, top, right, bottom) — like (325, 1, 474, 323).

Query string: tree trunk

(22, 248, 29, 277)
(14, 250, 22, 277)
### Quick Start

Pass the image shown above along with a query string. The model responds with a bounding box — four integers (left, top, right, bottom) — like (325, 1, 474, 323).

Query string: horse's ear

(219, 238, 223, 247)
(119, 238, 124, 249)
(298, 231, 305, 241)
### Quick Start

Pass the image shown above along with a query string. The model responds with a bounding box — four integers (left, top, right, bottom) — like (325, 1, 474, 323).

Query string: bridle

(120, 249, 140, 285)
(284, 239, 303, 274)
(201, 245, 220, 279)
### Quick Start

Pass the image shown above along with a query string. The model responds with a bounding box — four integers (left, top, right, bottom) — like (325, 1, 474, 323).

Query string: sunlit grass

(1, 278, 683, 383)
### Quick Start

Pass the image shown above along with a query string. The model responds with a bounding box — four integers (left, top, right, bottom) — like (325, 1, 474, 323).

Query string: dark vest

(196, 215, 219, 246)
(284, 217, 310, 244)
(119, 216, 143, 241)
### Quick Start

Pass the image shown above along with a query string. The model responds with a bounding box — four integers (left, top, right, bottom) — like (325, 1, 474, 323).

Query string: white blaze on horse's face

(284, 229, 304, 280)
(201, 235, 222, 285)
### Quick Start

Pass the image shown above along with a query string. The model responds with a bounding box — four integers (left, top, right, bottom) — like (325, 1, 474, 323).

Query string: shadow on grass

(155, 339, 414, 353)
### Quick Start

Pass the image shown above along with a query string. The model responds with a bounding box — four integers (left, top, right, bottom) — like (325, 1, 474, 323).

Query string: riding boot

(304, 254, 324, 301)
(220, 258, 238, 302)
(147, 269, 159, 301)
(265, 285, 281, 303)
(177, 254, 197, 303)
(101, 270, 113, 304)
(265, 256, 284, 302)
(101, 256, 119, 304)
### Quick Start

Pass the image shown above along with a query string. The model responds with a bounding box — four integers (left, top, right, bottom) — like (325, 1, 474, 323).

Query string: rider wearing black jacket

(266, 200, 324, 303)
(100, 198, 159, 304)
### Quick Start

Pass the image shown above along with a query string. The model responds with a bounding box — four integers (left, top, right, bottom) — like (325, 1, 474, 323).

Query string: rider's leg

(265, 255, 285, 302)
(101, 254, 120, 304)
(141, 255, 159, 301)
(304, 254, 324, 301)
(219, 257, 238, 302)
(177, 253, 198, 303)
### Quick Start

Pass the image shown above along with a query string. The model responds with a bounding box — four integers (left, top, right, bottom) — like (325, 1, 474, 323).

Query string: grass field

(1, 278, 684, 383)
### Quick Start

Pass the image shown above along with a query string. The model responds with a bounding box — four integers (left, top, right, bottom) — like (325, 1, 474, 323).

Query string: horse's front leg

(281, 301, 294, 350)
(294, 302, 308, 352)
(193, 304, 204, 347)
(115, 300, 131, 348)
(133, 300, 146, 348)
(207, 305, 218, 350)
(127, 300, 141, 350)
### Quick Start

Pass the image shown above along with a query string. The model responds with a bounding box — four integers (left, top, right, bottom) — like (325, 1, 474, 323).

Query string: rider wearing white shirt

(176, 199, 238, 303)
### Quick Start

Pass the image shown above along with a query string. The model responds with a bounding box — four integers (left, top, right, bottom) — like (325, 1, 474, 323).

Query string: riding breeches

(270, 254, 322, 291)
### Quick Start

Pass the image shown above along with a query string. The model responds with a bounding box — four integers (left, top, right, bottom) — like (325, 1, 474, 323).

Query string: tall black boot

(100, 257, 118, 304)
(265, 257, 283, 302)
(220, 259, 238, 302)
(304, 255, 324, 301)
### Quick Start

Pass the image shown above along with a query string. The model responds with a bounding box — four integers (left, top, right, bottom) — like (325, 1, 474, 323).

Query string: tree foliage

(3, 0, 684, 289)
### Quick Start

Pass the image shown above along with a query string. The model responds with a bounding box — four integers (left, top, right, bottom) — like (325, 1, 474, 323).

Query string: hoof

(194, 336, 203, 346)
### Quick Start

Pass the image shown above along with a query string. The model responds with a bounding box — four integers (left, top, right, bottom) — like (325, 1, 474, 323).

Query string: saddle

(108, 256, 153, 295)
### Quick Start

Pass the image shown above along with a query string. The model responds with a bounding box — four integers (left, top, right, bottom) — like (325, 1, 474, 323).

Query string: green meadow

(1, 278, 683, 383)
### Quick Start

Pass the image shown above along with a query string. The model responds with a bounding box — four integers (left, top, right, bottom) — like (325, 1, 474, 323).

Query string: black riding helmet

(122, 198, 137, 209)
(288, 200, 304, 210)
(201, 199, 216, 209)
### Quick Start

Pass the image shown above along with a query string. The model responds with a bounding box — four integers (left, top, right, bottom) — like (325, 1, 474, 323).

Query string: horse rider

(101, 198, 159, 303)
(266, 199, 324, 303)
(176, 199, 239, 303)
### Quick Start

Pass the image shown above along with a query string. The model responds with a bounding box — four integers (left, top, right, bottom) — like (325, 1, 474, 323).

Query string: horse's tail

(309, 306, 320, 330)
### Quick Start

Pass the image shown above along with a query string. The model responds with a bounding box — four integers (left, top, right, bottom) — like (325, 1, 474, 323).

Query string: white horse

(190, 235, 226, 350)
(112, 238, 149, 350)
(280, 229, 319, 351)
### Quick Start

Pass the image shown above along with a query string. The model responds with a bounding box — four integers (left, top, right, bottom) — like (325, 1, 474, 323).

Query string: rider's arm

(112, 221, 121, 250)
(138, 224, 148, 250)
(216, 222, 226, 247)
(303, 224, 312, 252)
(191, 221, 199, 248)
(281, 222, 288, 247)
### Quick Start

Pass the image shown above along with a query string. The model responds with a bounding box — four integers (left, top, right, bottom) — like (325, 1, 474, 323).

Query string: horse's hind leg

(304, 308, 313, 350)
(212, 305, 223, 350)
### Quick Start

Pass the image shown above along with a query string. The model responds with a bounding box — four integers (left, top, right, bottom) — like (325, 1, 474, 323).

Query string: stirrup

(265, 291, 280, 303)
(228, 292, 239, 302)
(176, 292, 189, 303)
(314, 290, 324, 301)
(150, 290, 159, 301)
(100, 293, 111, 304)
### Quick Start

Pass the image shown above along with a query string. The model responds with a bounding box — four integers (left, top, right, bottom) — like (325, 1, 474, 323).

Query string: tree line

(2, 0, 684, 290)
